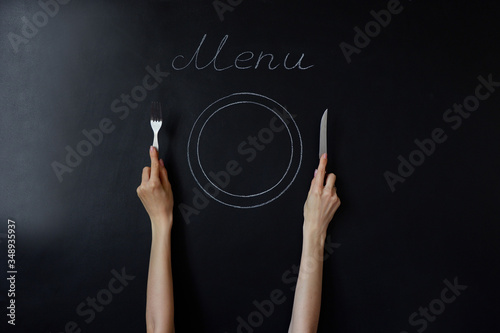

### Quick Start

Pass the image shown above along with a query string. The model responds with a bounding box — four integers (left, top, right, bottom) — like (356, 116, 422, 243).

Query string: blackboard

(1, 0, 500, 332)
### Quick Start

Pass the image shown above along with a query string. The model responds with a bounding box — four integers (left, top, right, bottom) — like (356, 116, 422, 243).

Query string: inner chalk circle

(187, 92, 302, 209)
(196, 101, 293, 198)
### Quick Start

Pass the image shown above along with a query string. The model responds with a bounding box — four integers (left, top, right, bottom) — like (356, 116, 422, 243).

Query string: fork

(150, 102, 162, 152)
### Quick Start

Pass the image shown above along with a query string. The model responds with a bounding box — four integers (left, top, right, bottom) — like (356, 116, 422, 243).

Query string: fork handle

(153, 133, 159, 152)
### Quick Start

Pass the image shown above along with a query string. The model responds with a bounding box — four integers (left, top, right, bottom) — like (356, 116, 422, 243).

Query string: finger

(324, 173, 337, 192)
(149, 146, 160, 179)
(314, 153, 327, 188)
(141, 166, 151, 184)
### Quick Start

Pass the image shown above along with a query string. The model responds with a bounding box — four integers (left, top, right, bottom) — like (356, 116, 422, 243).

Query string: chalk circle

(197, 101, 291, 196)
(187, 92, 303, 209)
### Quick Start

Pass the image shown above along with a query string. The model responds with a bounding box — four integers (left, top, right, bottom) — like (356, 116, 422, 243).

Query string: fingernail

(314, 169, 318, 177)
(159, 159, 164, 167)
(322, 153, 327, 159)
(150, 146, 154, 153)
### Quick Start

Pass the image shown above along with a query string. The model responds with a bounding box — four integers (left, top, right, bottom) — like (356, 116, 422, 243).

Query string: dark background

(1, 0, 499, 332)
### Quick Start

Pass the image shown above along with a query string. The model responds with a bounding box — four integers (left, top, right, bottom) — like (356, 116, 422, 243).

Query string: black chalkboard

(1, 0, 500, 332)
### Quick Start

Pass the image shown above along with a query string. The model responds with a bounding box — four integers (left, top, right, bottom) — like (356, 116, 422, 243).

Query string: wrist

(303, 222, 327, 244)
(151, 215, 173, 234)
(302, 225, 326, 263)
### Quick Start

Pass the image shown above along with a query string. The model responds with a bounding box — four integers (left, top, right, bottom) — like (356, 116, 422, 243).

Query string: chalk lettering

(172, 34, 313, 71)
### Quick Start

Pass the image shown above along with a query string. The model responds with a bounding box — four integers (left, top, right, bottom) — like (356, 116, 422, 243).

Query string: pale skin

(137, 148, 340, 333)
(288, 152, 341, 333)
(137, 146, 175, 333)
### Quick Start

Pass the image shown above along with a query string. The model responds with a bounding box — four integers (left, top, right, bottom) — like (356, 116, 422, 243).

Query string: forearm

(288, 227, 326, 333)
(146, 218, 175, 333)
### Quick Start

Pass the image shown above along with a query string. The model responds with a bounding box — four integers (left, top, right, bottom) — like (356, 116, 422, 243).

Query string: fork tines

(151, 101, 162, 121)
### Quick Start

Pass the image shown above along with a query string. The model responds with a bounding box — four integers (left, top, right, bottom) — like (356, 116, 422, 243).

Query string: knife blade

(319, 109, 328, 159)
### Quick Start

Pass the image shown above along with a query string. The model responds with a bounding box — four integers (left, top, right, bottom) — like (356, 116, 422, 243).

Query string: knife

(319, 109, 328, 159)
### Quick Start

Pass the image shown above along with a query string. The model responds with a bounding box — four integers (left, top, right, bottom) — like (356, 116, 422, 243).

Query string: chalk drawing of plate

(187, 92, 303, 209)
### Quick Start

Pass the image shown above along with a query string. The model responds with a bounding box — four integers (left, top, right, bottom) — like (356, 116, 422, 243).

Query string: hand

(303, 153, 341, 239)
(137, 146, 174, 227)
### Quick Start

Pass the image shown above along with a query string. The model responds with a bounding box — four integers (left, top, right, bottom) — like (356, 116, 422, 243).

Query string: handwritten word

(172, 34, 314, 71)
